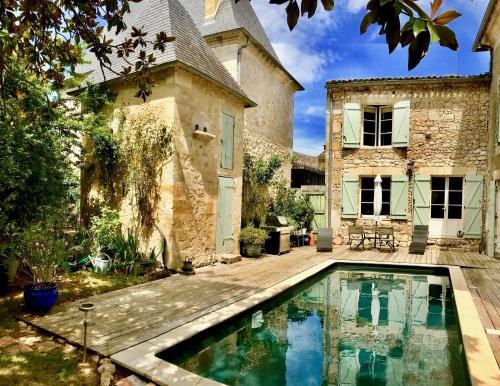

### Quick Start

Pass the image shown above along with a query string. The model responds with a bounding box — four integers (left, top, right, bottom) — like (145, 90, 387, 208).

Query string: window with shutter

(221, 113, 234, 169)
(391, 176, 408, 219)
(463, 175, 483, 239)
(487, 180, 496, 256)
(392, 100, 410, 148)
(413, 175, 430, 228)
(342, 103, 361, 148)
(342, 174, 359, 218)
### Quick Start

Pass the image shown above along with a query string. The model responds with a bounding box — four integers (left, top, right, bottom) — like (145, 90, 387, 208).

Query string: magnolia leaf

(426, 21, 440, 43)
(413, 19, 426, 37)
(320, 0, 334, 11)
(286, 1, 300, 30)
(308, 0, 318, 18)
(430, 0, 443, 18)
(301, 0, 310, 16)
(433, 10, 462, 25)
(408, 30, 430, 70)
(434, 25, 459, 51)
(360, 11, 376, 34)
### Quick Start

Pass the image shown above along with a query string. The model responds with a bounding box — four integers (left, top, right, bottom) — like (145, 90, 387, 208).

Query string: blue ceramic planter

(24, 282, 58, 314)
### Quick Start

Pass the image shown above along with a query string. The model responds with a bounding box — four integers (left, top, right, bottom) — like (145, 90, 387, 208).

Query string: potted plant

(239, 226, 268, 257)
(20, 224, 67, 314)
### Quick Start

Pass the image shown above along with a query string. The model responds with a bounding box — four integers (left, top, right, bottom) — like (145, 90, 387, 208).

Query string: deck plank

(20, 245, 500, 363)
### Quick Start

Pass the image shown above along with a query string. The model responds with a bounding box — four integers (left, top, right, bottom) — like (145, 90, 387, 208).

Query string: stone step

(218, 253, 242, 264)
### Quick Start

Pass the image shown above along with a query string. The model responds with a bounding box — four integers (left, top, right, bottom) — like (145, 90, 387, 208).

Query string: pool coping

(111, 259, 500, 386)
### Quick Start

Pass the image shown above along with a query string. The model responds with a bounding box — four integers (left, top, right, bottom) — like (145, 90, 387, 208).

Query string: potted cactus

(239, 226, 268, 257)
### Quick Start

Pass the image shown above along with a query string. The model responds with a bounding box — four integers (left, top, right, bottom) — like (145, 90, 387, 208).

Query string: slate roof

(326, 74, 491, 86)
(179, 0, 303, 90)
(76, 0, 254, 106)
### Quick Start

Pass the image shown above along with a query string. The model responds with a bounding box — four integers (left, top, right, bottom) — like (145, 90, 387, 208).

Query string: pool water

(158, 265, 469, 386)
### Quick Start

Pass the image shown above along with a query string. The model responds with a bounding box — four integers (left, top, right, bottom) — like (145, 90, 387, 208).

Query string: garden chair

(409, 225, 429, 254)
(378, 227, 395, 252)
(348, 226, 365, 250)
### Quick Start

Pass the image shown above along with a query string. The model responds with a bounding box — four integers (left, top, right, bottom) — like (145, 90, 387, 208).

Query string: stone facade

(326, 77, 490, 251)
(83, 66, 247, 268)
(206, 30, 301, 180)
(473, 0, 500, 256)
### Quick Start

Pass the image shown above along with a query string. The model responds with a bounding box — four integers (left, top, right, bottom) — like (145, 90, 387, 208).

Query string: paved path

(20, 246, 500, 365)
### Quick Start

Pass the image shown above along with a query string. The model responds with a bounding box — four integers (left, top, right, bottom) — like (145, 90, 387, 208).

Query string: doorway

(429, 176, 464, 237)
(216, 176, 235, 253)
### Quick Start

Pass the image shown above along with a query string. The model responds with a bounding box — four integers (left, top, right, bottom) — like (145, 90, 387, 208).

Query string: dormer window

(362, 106, 393, 147)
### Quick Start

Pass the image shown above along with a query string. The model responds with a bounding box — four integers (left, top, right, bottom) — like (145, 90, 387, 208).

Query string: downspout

(327, 87, 334, 228)
(237, 35, 250, 84)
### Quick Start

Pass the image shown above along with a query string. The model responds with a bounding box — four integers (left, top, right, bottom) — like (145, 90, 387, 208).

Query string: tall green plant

(269, 182, 315, 231)
(242, 154, 283, 227)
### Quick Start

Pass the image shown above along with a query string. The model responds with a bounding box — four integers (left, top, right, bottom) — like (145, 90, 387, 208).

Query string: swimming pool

(158, 265, 469, 386)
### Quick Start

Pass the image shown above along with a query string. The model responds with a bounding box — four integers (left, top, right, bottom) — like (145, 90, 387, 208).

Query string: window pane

(381, 203, 390, 215)
(363, 134, 376, 146)
(382, 190, 390, 202)
(431, 191, 445, 205)
(380, 134, 392, 146)
(449, 177, 463, 191)
(364, 110, 376, 121)
(380, 120, 392, 133)
(363, 120, 376, 134)
(361, 190, 374, 202)
(431, 177, 445, 191)
(431, 205, 445, 219)
(381, 110, 393, 120)
(361, 178, 374, 189)
(381, 177, 391, 189)
(361, 203, 374, 215)
(448, 191, 463, 205)
(448, 205, 462, 219)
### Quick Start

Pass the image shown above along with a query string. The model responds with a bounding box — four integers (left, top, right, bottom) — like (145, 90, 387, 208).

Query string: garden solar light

(79, 303, 95, 362)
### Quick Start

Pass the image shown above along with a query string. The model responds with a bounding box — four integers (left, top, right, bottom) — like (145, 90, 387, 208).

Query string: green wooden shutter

(391, 176, 408, 219)
(221, 113, 234, 169)
(392, 100, 410, 148)
(341, 174, 358, 218)
(309, 194, 326, 230)
(498, 83, 500, 143)
(413, 175, 430, 228)
(486, 180, 496, 256)
(463, 175, 484, 239)
(342, 103, 361, 148)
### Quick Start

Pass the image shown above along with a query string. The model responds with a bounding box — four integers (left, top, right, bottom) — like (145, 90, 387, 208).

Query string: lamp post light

(79, 303, 95, 362)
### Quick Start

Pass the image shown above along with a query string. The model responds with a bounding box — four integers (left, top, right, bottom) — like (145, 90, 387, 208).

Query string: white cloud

(293, 127, 325, 156)
(346, 0, 367, 14)
(304, 105, 325, 117)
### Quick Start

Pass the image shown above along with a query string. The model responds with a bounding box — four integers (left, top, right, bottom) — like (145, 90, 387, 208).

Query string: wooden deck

(21, 246, 500, 366)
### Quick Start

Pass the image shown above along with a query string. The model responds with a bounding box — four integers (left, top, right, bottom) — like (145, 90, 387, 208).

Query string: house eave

(472, 0, 496, 52)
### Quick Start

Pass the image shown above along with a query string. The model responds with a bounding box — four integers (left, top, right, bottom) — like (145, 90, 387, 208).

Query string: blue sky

(252, 0, 491, 156)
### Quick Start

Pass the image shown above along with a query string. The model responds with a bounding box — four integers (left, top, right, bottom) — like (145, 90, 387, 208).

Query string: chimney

(205, 0, 222, 19)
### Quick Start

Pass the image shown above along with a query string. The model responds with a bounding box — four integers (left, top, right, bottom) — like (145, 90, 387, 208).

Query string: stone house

(325, 75, 490, 251)
(179, 0, 303, 177)
(76, 0, 277, 268)
(473, 0, 500, 257)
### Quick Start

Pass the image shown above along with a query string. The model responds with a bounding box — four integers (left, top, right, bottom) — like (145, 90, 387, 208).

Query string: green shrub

(90, 208, 121, 254)
(269, 182, 315, 231)
(239, 226, 269, 246)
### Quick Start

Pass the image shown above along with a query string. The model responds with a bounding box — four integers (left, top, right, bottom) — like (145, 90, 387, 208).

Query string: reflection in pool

(158, 266, 469, 386)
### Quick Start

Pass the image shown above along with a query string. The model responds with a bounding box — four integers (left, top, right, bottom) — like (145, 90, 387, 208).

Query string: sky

(252, 0, 491, 156)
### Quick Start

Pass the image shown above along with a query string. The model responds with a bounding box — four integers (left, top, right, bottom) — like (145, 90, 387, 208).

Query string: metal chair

(409, 225, 429, 254)
(378, 227, 395, 252)
(348, 226, 365, 250)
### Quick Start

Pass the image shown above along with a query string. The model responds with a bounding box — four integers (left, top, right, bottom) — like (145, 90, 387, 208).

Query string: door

(309, 194, 325, 231)
(216, 176, 235, 253)
(429, 177, 463, 237)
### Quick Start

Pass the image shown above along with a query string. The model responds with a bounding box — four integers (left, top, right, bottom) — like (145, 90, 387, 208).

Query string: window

(363, 106, 393, 147)
(360, 177, 391, 216)
(430, 177, 463, 219)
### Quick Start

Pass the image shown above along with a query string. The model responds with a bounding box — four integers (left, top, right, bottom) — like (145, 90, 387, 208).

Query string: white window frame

(362, 105, 393, 148)
(359, 176, 391, 219)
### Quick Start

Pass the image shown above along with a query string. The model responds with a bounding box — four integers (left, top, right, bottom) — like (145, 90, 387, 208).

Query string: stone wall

(82, 65, 246, 268)
(326, 79, 490, 251)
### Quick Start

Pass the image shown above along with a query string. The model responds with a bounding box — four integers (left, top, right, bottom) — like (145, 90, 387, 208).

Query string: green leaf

(320, 0, 335, 11)
(427, 22, 439, 43)
(413, 19, 426, 37)
(408, 31, 430, 70)
(286, 1, 300, 30)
